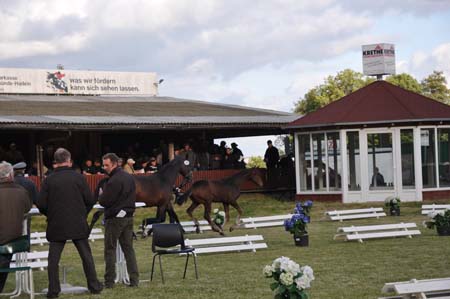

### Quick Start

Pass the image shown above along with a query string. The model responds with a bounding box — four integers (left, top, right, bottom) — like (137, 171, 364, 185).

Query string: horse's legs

(229, 201, 244, 232)
(142, 206, 167, 237)
(186, 202, 201, 233)
(223, 203, 230, 222)
(203, 203, 224, 236)
(167, 202, 180, 224)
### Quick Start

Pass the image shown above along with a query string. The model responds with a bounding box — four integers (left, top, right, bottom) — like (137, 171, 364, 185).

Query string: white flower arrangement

(264, 256, 314, 298)
(212, 208, 226, 227)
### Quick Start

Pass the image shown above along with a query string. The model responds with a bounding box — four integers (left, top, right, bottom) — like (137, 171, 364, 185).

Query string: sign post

(362, 43, 396, 79)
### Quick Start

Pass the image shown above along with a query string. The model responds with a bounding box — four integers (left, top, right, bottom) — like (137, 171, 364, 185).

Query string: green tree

(386, 73, 422, 93)
(421, 71, 450, 104)
(246, 156, 266, 168)
(294, 69, 374, 114)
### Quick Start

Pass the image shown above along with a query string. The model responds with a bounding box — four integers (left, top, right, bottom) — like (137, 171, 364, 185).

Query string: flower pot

(389, 207, 400, 216)
(436, 225, 450, 236)
(294, 234, 309, 247)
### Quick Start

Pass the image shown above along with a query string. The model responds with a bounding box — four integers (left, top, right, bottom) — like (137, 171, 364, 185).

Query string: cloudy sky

(1, 0, 450, 156)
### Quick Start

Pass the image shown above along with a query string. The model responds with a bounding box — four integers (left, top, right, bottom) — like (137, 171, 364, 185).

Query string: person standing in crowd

(5, 143, 24, 165)
(209, 144, 222, 170)
(222, 147, 234, 169)
(231, 142, 245, 169)
(0, 162, 31, 293)
(145, 157, 159, 173)
(219, 141, 227, 164)
(13, 162, 38, 205)
(36, 148, 103, 298)
(82, 159, 96, 175)
(264, 140, 280, 185)
(123, 158, 136, 174)
(93, 159, 104, 174)
(180, 143, 198, 170)
(99, 153, 139, 288)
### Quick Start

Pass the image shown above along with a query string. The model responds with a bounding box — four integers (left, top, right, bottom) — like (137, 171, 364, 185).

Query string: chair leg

(29, 269, 34, 299)
(158, 255, 164, 284)
(193, 253, 199, 279)
(151, 254, 157, 281)
(183, 254, 190, 279)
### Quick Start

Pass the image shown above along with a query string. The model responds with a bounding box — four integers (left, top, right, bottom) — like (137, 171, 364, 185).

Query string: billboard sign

(0, 68, 158, 96)
(362, 43, 396, 76)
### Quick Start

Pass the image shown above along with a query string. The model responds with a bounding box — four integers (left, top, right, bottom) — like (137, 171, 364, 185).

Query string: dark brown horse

(134, 156, 192, 232)
(175, 168, 263, 235)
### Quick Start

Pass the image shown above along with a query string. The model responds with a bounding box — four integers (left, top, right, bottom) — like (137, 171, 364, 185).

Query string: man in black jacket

(37, 148, 103, 298)
(99, 153, 139, 288)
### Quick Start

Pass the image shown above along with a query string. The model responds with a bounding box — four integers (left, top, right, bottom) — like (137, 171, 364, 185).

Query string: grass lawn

(4, 194, 450, 299)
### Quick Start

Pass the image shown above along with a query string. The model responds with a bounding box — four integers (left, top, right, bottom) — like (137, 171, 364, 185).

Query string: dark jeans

(47, 239, 102, 297)
(104, 217, 139, 286)
(0, 254, 12, 292)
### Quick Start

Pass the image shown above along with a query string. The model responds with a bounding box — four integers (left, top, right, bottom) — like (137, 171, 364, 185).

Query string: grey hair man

(37, 148, 103, 298)
(0, 161, 31, 292)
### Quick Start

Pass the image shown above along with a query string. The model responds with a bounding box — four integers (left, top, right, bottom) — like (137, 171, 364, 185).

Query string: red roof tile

(288, 80, 450, 128)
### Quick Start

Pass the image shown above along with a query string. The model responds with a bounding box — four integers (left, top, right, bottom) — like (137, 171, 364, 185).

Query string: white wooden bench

(180, 220, 212, 233)
(11, 251, 49, 271)
(326, 207, 386, 222)
(241, 214, 293, 229)
(184, 235, 268, 254)
(334, 222, 421, 243)
(422, 204, 450, 215)
(380, 277, 450, 299)
(30, 229, 104, 246)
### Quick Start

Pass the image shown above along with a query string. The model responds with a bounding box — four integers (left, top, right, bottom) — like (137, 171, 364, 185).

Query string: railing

(26, 168, 295, 193)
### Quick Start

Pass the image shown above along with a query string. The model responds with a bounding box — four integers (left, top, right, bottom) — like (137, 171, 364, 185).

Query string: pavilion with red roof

(287, 80, 450, 203)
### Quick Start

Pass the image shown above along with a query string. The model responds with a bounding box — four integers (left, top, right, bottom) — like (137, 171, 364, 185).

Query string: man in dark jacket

(0, 161, 31, 292)
(37, 148, 103, 298)
(264, 140, 280, 186)
(99, 153, 139, 288)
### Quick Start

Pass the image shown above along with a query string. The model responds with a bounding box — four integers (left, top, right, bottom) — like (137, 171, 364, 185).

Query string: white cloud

(400, 42, 450, 85)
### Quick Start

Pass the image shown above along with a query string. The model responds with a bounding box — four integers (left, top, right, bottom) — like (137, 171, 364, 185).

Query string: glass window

(438, 128, 450, 187)
(298, 134, 312, 191)
(368, 133, 394, 190)
(312, 133, 326, 191)
(346, 131, 360, 191)
(327, 132, 341, 190)
(401, 129, 415, 189)
(421, 128, 437, 188)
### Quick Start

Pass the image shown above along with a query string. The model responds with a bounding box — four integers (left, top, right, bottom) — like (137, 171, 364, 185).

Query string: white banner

(0, 68, 158, 96)
(362, 43, 396, 76)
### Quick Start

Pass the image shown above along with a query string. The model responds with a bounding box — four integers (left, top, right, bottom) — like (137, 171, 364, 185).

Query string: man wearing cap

(13, 162, 38, 205)
(0, 161, 32, 292)
(123, 158, 136, 174)
(36, 148, 103, 298)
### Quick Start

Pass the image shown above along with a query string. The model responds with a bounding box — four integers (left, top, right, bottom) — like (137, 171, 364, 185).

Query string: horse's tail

(175, 188, 192, 206)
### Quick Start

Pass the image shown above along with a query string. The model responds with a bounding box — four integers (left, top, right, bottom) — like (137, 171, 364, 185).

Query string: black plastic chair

(0, 235, 34, 298)
(150, 223, 198, 284)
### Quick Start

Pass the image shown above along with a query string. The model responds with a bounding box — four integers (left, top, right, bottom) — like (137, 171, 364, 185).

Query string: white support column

(360, 130, 369, 200)
(393, 128, 402, 197)
(434, 127, 439, 188)
(340, 130, 349, 203)
(294, 133, 301, 195)
(413, 127, 423, 201)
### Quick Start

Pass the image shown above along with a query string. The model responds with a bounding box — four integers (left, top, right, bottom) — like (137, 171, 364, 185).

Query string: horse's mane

(157, 156, 182, 176)
(223, 169, 252, 184)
